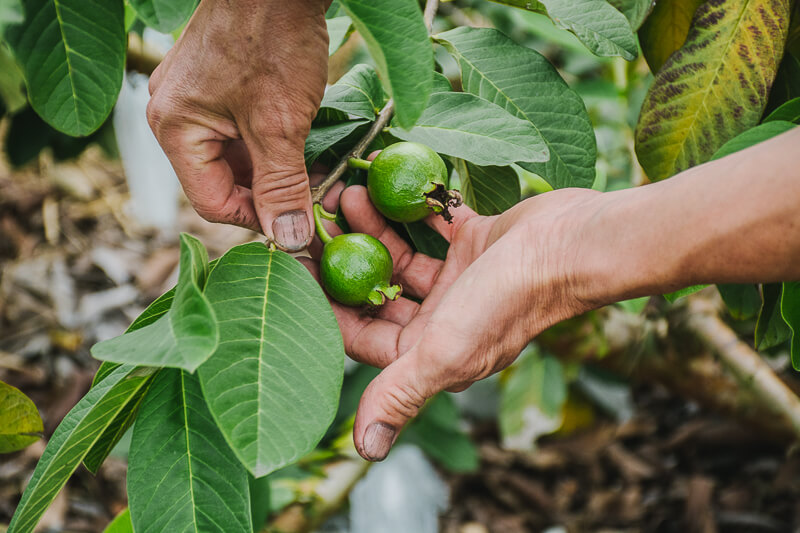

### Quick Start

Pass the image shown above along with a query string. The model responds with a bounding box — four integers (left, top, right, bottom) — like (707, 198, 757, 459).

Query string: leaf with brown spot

(635, 0, 792, 182)
(639, 0, 705, 73)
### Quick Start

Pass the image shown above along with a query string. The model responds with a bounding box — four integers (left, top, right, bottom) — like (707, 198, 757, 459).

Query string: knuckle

(253, 172, 309, 204)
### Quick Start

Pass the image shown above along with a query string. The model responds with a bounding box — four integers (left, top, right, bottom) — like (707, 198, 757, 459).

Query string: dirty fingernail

(272, 210, 310, 252)
(363, 422, 396, 461)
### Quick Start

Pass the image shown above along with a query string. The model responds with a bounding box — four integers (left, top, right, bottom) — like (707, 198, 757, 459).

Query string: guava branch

(310, 0, 440, 204)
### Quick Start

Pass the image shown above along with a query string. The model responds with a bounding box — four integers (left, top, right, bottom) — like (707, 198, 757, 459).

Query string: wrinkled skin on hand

(147, 0, 329, 251)
(303, 175, 603, 462)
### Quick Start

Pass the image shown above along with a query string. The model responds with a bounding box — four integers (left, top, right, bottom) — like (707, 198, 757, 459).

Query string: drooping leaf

(128, 369, 252, 533)
(607, 0, 655, 30)
(755, 283, 792, 351)
(717, 284, 761, 321)
(103, 509, 133, 533)
(404, 221, 449, 261)
(499, 346, 566, 450)
(198, 244, 345, 478)
(91, 234, 218, 372)
(320, 64, 384, 120)
(493, 0, 638, 59)
(389, 91, 549, 167)
(453, 158, 520, 215)
(764, 97, 800, 124)
(435, 27, 596, 189)
(710, 121, 796, 161)
(0, 381, 43, 453)
(338, 0, 433, 129)
(638, 0, 704, 73)
(128, 0, 197, 33)
(5, 0, 126, 136)
(8, 365, 156, 533)
(781, 282, 800, 370)
(327, 16, 353, 56)
(305, 120, 369, 167)
(402, 394, 478, 473)
(635, 0, 792, 181)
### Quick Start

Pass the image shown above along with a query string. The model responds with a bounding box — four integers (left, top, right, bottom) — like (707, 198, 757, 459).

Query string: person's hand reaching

(147, 0, 329, 251)
(303, 183, 604, 462)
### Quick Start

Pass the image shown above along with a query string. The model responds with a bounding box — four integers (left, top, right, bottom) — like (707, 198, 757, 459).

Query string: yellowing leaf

(0, 381, 43, 453)
(638, 0, 704, 73)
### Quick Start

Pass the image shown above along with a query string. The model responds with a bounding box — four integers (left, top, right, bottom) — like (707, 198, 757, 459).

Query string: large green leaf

(128, 369, 251, 533)
(711, 121, 796, 160)
(128, 0, 197, 33)
(755, 283, 792, 351)
(91, 234, 218, 372)
(0, 381, 42, 453)
(453, 159, 520, 215)
(305, 120, 369, 167)
(764, 97, 800, 124)
(635, 0, 792, 182)
(5, 0, 126, 136)
(499, 346, 566, 450)
(638, 0, 704, 73)
(389, 91, 549, 167)
(607, 0, 655, 30)
(494, 0, 637, 59)
(320, 64, 385, 120)
(197, 244, 345, 478)
(8, 365, 156, 533)
(781, 282, 800, 370)
(338, 0, 433, 129)
(435, 27, 596, 189)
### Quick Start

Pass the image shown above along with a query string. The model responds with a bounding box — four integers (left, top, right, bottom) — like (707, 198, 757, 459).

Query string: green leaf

(0, 0, 23, 35)
(499, 346, 566, 450)
(92, 234, 217, 372)
(8, 365, 156, 533)
(764, 97, 800, 124)
(103, 509, 132, 533)
(402, 394, 478, 473)
(638, 0, 704, 73)
(607, 0, 655, 30)
(305, 120, 369, 167)
(0, 44, 26, 114)
(197, 244, 345, 478)
(320, 64, 384, 120)
(711, 121, 796, 161)
(663, 284, 706, 303)
(717, 284, 761, 321)
(389, 91, 549, 167)
(494, 0, 637, 59)
(431, 71, 452, 93)
(435, 27, 596, 189)
(755, 283, 792, 351)
(128, 0, 197, 33)
(339, 0, 433, 129)
(0, 381, 42, 453)
(327, 16, 353, 56)
(635, 0, 792, 181)
(453, 159, 520, 215)
(781, 282, 800, 370)
(128, 369, 252, 533)
(404, 221, 449, 261)
(5, 0, 126, 136)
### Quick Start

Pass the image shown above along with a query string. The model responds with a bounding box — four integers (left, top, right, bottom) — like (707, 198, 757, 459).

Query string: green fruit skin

(320, 233, 394, 307)
(367, 142, 449, 223)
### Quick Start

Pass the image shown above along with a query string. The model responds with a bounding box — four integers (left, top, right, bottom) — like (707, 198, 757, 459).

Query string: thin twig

(310, 0, 440, 203)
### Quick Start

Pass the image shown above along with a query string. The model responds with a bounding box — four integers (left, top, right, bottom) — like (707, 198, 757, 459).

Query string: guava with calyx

(350, 142, 462, 223)
(314, 204, 402, 307)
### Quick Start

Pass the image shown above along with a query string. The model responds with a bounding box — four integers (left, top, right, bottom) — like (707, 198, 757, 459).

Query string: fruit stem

(347, 157, 372, 171)
(313, 203, 336, 245)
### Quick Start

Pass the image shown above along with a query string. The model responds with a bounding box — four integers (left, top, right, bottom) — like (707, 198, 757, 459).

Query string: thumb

(353, 345, 454, 461)
(244, 128, 314, 252)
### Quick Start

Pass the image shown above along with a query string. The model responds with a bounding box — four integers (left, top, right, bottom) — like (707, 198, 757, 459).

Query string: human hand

(304, 183, 605, 461)
(147, 0, 329, 251)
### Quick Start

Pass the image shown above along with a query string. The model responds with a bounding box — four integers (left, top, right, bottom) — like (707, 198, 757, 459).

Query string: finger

(151, 120, 260, 232)
(340, 186, 444, 298)
(243, 124, 314, 252)
(424, 201, 479, 243)
(353, 342, 457, 461)
(322, 180, 345, 214)
(223, 140, 254, 188)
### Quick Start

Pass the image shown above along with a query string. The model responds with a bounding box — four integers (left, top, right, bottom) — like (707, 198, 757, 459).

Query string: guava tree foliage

(2, 0, 800, 531)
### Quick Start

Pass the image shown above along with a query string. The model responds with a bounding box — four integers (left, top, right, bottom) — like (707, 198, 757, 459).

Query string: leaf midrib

(255, 251, 274, 473)
(52, 0, 82, 132)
